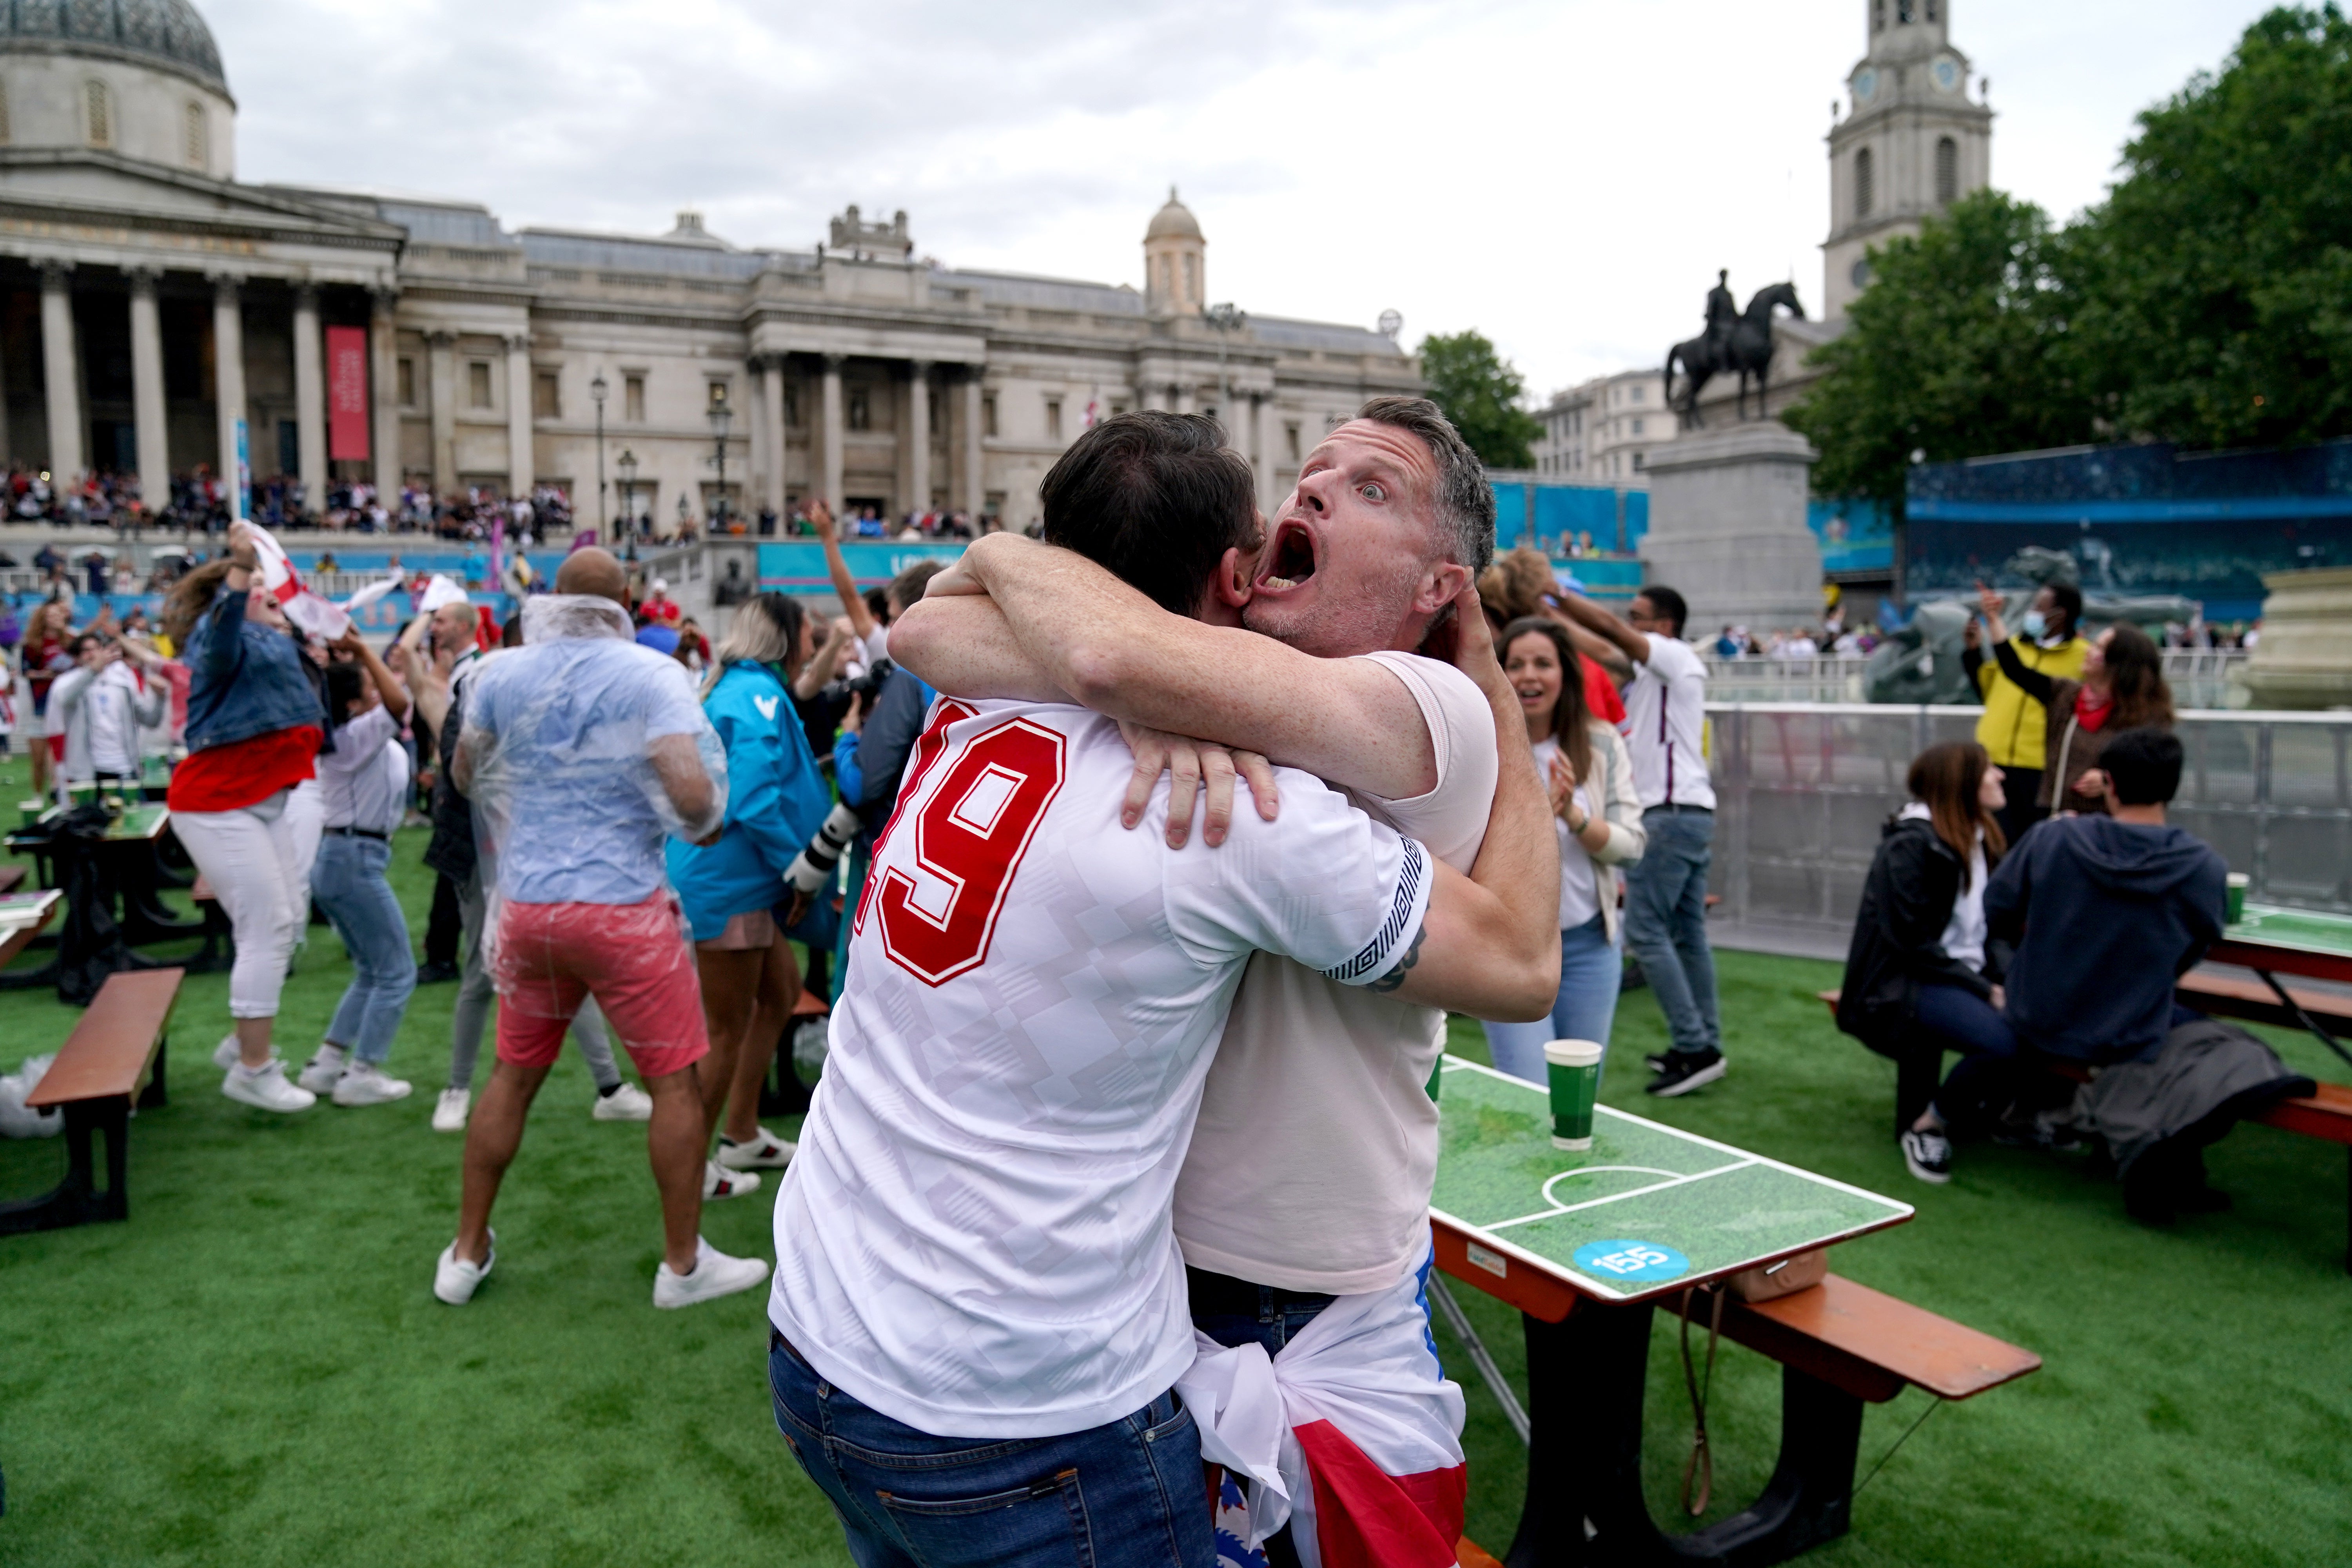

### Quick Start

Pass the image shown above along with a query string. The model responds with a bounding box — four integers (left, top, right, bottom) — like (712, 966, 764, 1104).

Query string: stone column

(370, 290, 400, 504)
(36, 261, 82, 483)
(427, 330, 456, 493)
(211, 275, 247, 519)
(907, 359, 932, 514)
(1172, 382, 1193, 416)
(505, 333, 532, 501)
(127, 267, 169, 508)
(761, 356, 787, 514)
(960, 370, 984, 516)
(292, 285, 326, 514)
(820, 353, 845, 514)
(1252, 394, 1278, 515)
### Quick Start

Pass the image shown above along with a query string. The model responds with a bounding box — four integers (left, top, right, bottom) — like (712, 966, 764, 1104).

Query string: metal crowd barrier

(1700, 650, 2249, 710)
(1707, 704, 2352, 943)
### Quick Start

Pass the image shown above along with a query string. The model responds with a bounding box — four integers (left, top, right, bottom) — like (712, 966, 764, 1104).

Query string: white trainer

(222, 1059, 316, 1113)
(717, 1127, 797, 1171)
(212, 1033, 241, 1071)
(332, 1062, 414, 1107)
(592, 1082, 653, 1122)
(434, 1233, 495, 1305)
(703, 1161, 762, 1200)
(653, 1237, 770, 1310)
(297, 1044, 350, 1094)
(432, 1087, 471, 1133)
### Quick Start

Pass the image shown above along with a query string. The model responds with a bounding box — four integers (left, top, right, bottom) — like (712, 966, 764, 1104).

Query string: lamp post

(707, 385, 733, 535)
(590, 370, 609, 541)
(616, 448, 638, 562)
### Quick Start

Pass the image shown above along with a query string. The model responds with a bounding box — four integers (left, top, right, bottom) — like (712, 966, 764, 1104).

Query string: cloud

(205, 0, 2269, 399)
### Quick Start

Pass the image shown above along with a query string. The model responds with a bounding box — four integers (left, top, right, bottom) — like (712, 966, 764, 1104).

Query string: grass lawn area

(3, 745, 2349, 1566)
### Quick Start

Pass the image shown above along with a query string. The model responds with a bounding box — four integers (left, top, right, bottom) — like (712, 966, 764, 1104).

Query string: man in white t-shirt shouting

(893, 397, 1558, 1555)
(1555, 583, 1727, 1095)
(768, 412, 1557, 1568)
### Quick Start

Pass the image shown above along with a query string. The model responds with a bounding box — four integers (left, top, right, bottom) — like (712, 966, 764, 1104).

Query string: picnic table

(0, 802, 192, 993)
(2206, 904, 2352, 1058)
(1429, 1056, 2034, 1566)
(0, 888, 64, 968)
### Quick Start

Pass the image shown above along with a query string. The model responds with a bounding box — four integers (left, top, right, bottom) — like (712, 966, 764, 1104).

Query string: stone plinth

(1640, 421, 1824, 635)
(2241, 566, 2352, 710)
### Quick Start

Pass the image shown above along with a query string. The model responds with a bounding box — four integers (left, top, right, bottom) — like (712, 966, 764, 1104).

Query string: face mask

(2021, 611, 2047, 639)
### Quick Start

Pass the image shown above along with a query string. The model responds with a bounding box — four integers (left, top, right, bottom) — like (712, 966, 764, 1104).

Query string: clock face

(1932, 56, 1962, 93)
(1851, 259, 1873, 288)
(1853, 68, 1879, 105)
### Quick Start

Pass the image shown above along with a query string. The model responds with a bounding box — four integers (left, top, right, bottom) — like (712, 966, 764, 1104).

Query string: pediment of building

(0, 149, 405, 250)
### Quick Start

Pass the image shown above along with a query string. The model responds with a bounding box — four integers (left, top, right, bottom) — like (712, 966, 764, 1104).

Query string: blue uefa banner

(757, 541, 966, 593)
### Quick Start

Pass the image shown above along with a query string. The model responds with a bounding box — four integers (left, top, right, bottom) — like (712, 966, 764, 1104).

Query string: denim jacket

(182, 587, 327, 753)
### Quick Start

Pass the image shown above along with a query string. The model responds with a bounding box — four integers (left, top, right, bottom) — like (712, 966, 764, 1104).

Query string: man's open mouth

(1259, 520, 1318, 592)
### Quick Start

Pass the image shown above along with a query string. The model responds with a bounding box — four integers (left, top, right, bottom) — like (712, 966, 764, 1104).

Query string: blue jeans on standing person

(1480, 912, 1625, 1085)
(310, 833, 417, 1064)
(767, 1332, 1214, 1568)
(1623, 807, 1722, 1060)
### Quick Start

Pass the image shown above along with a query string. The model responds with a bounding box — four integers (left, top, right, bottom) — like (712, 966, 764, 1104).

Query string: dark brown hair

(1039, 410, 1261, 614)
(160, 559, 236, 646)
(1906, 740, 2006, 886)
(2100, 622, 2174, 731)
(1500, 615, 1594, 787)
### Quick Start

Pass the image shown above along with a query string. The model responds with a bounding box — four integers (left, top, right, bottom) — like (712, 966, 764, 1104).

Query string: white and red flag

(245, 524, 350, 641)
(1178, 1248, 1468, 1568)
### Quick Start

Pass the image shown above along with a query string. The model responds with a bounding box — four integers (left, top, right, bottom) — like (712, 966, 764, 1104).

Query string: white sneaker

(434, 1233, 495, 1305)
(298, 1044, 350, 1094)
(432, 1087, 471, 1133)
(212, 1033, 242, 1071)
(703, 1160, 761, 1200)
(717, 1127, 797, 1170)
(592, 1082, 653, 1122)
(222, 1059, 316, 1113)
(332, 1061, 414, 1107)
(653, 1237, 770, 1309)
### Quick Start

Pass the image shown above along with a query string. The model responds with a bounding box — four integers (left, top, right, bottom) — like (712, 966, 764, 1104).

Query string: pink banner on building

(327, 325, 370, 461)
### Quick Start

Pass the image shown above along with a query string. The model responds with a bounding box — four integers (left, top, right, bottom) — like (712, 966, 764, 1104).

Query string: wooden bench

(0, 967, 183, 1235)
(2176, 969, 2352, 1037)
(0, 863, 24, 895)
(1673, 1271, 2042, 1406)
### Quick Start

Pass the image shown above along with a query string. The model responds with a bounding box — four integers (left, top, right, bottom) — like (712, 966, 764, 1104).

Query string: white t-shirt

(1621, 633, 1714, 810)
(1172, 650, 1500, 1295)
(1534, 735, 1602, 931)
(769, 697, 1430, 1439)
(319, 704, 412, 835)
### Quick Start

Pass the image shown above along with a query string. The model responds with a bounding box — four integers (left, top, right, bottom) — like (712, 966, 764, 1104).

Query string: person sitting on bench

(1837, 741, 2013, 1185)
(1987, 728, 2228, 1067)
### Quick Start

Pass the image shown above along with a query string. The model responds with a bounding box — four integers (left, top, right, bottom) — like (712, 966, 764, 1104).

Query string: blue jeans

(1622, 807, 1721, 1058)
(1481, 912, 1624, 1086)
(1915, 983, 2021, 1131)
(310, 833, 417, 1064)
(767, 1332, 1214, 1568)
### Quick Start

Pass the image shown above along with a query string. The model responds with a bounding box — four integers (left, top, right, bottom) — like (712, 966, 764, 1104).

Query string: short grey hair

(1355, 395, 1495, 576)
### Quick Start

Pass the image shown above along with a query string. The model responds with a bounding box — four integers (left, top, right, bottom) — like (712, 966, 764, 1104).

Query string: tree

(1417, 330, 1543, 468)
(1785, 190, 2094, 514)
(2067, 5, 2352, 448)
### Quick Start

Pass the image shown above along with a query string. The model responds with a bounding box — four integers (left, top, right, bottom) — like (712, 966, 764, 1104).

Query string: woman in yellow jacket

(1963, 579, 2085, 843)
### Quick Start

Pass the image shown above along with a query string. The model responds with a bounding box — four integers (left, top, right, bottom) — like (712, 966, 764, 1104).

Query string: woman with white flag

(160, 520, 332, 1113)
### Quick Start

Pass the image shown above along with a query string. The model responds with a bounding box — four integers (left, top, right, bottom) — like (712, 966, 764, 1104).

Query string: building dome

(1145, 187, 1202, 243)
(0, 0, 229, 99)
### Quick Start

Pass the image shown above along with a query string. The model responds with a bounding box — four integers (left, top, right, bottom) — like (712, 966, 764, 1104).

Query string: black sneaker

(1645, 1050, 1726, 1098)
(415, 961, 461, 985)
(1644, 1053, 1671, 1075)
(1900, 1127, 1953, 1184)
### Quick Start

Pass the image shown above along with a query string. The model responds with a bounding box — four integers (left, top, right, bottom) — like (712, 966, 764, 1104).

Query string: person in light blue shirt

(668, 593, 833, 1177)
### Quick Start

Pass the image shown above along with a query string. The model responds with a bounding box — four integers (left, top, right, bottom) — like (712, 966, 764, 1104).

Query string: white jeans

(172, 790, 307, 1020)
(284, 779, 325, 913)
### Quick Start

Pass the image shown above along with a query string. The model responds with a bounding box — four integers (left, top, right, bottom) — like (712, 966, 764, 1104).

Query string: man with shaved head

(430, 546, 772, 1311)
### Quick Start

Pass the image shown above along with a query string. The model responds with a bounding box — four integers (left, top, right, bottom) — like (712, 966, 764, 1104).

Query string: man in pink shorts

(432, 548, 769, 1310)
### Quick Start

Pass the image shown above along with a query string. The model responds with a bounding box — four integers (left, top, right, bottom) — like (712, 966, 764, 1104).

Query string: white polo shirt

(1621, 633, 1714, 810)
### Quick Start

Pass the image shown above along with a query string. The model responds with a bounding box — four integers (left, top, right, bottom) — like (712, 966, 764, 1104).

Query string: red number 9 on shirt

(876, 717, 1067, 986)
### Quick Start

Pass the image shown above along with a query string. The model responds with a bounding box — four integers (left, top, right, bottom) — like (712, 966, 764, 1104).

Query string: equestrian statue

(1664, 271, 1806, 427)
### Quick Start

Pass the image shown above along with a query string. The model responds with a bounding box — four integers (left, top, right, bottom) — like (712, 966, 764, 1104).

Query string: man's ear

(1415, 560, 1471, 616)
(1213, 547, 1253, 609)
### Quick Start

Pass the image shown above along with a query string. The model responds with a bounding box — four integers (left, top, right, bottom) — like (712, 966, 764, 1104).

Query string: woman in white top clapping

(1476, 617, 1648, 1086)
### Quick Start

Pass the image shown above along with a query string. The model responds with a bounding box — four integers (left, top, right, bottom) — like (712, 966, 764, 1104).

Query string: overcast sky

(211, 0, 2265, 399)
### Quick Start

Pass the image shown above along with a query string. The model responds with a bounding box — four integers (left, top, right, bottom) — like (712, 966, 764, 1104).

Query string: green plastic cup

(18, 799, 42, 828)
(1545, 1039, 1603, 1151)
(2226, 873, 2249, 926)
(69, 783, 97, 808)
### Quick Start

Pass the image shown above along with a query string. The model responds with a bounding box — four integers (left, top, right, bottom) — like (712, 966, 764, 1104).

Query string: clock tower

(1823, 0, 1994, 321)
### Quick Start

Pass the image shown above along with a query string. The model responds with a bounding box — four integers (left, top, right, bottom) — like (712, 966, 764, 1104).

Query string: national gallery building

(0, 0, 1415, 529)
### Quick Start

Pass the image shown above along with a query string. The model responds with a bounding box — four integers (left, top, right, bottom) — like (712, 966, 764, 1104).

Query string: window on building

(785, 383, 800, 428)
(534, 371, 560, 419)
(1110, 401, 1128, 417)
(184, 103, 206, 169)
(396, 358, 416, 407)
(848, 388, 870, 431)
(85, 81, 111, 148)
(467, 361, 493, 409)
(982, 394, 998, 437)
(1285, 423, 1301, 463)
(1045, 398, 1063, 440)
(625, 373, 646, 422)
(1633, 452, 1646, 472)
(1855, 147, 1875, 219)
(0, 83, 11, 144)
(1872, 0, 1885, 31)
(1632, 417, 1645, 436)
(1926, 0, 1939, 18)
(1631, 384, 1644, 403)
(1897, 0, 1915, 22)
(1935, 137, 1958, 205)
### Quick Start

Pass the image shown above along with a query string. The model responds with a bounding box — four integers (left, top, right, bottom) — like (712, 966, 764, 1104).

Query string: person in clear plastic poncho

(429, 548, 771, 1310)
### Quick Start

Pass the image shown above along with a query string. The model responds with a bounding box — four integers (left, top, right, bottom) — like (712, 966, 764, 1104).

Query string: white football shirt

(768, 697, 1430, 1440)
(1621, 633, 1714, 810)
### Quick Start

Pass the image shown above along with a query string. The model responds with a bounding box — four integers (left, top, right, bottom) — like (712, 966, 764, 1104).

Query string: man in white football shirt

(769, 414, 1557, 1568)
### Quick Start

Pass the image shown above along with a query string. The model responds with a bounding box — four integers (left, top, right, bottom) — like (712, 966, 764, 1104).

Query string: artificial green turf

(2, 741, 2348, 1566)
